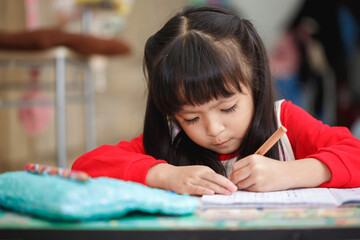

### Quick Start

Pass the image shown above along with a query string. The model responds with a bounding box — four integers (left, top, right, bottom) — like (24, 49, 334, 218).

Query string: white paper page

(329, 187, 360, 205)
(202, 188, 339, 207)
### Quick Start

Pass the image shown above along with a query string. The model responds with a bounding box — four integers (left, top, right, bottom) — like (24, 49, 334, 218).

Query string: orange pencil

(254, 126, 287, 155)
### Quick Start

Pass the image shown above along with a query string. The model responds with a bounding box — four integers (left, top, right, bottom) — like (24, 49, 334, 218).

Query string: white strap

(275, 100, 295, 161)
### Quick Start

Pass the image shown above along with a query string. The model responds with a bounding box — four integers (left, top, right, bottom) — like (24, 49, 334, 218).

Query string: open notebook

(201, 188, 360, 208)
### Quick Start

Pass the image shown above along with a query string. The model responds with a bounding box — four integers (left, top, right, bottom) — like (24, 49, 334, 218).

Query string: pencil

(25, 163, 89, 182)
(254, 126, 287, 156)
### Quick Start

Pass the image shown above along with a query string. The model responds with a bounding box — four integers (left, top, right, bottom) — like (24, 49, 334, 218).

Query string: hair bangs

(152, 31, 247, 115)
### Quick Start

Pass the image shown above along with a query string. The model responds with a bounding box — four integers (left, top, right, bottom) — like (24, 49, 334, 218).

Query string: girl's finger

(193, 179, 233, 195)
(231, 158, 249, 172)
(243, 184, 261, 192)
(229, 165, 251, 184)
(188, 184, 215, 196)
(202, 172, 237, 192)
(235, 174, 255, 190)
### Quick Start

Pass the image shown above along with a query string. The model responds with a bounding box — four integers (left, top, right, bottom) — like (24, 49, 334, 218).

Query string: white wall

(232, 0, 304, 50)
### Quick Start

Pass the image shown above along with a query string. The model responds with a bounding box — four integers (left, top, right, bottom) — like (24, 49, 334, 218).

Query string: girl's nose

(205, 119, 225, 137)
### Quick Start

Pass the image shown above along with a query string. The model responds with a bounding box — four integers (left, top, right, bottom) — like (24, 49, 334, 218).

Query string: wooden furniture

(0, 47, 97, 168)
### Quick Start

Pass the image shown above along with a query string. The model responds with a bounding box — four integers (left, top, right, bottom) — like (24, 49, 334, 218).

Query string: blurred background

(0, 0, 359, 173)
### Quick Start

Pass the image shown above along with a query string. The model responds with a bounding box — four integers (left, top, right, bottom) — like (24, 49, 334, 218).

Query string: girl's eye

(221, 104, 238, 113)
(184, 117, 198, 125)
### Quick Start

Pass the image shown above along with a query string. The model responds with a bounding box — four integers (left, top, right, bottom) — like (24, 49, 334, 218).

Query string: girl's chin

(213, 147, 238, 155)
(213, 141, 240, 155)
(215, 150, 234, 155)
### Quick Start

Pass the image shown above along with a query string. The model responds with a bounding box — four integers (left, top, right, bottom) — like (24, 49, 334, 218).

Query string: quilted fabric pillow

(0, 171, 199, 221)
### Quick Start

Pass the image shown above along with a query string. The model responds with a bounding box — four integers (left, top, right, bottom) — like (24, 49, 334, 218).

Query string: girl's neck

(217, 149, 240, 161)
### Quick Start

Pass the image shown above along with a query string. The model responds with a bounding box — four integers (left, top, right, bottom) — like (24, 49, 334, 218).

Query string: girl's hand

(229, 155, 331, 192)
(229, 155, 290, 192)
(146, 164, 237, 196)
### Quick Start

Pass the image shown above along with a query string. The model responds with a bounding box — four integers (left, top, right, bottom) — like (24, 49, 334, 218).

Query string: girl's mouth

(215, 139, 230, 147)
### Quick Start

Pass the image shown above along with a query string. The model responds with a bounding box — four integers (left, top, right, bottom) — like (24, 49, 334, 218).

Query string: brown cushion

(0, 29, 131, 56)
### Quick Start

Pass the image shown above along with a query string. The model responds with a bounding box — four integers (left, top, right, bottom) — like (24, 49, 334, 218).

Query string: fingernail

(225, 190, 233, 195)
(206, 190, 215, 195)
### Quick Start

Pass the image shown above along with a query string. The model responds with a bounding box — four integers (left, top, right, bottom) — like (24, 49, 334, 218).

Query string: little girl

(72, 6, 360, 196)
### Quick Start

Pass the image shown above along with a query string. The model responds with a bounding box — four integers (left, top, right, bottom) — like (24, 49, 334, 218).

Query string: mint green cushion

(0, 171, 199, 221)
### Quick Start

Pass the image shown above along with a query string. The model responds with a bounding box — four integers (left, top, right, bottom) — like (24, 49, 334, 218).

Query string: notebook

(201, 187, 360, 208)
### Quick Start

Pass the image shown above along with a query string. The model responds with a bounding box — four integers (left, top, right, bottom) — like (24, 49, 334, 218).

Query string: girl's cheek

(186, 127, 203, 142)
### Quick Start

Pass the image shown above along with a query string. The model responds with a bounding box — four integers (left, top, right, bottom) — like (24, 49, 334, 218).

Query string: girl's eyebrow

(180, 97, 236, 114)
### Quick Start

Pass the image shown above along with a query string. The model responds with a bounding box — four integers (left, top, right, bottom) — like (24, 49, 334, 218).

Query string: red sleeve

(280, 100, 360, 188)
(71, 134, 167, 185)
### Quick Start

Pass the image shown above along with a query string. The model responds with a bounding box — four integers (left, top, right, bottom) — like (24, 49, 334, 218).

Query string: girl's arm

(71, 135, 167, 185)
(230, 100, 360, 191)
(282, 100, 360, 188)
(73, 134, 237, 195)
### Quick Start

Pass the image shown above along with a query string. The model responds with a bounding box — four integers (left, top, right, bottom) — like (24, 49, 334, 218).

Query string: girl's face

(174, 84, 254, 155)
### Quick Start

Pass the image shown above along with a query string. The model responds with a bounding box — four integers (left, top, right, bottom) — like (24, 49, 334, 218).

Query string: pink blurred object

(269, 25, 312, 79)
(25, 0, 39, 30)
(269, 31, 301, 79)
(18, 69, 53, 136)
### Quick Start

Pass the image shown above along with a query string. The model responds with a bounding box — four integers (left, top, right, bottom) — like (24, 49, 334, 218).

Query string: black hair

(143, 6, 280, 176)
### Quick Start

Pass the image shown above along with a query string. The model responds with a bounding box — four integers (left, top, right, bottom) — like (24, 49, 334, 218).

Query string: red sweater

(72, 101, 360, 188)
